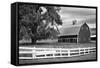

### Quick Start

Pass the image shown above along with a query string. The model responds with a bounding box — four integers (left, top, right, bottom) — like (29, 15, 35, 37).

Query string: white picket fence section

(19, 47, 96, 59)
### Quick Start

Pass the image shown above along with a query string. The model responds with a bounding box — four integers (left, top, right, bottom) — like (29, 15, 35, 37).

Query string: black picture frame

(11, 2, 98, 66)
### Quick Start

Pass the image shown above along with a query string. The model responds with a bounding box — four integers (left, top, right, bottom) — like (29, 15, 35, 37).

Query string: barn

(58, 23, 91, 43)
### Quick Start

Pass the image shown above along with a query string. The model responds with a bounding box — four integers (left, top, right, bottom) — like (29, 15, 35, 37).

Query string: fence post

(53, 48, 56, 58)
(84, 48, 86, 55)
(88, 47, 89, 54)
(78, 48, 80, 56)
(68, 49, 70, 57)
(88, 47, 90, 54)
(32, 47, 36, 59)
(59, 48, 63, 57)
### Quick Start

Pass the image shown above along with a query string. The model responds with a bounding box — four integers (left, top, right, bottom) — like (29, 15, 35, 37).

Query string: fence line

(19, 47, 96, 59)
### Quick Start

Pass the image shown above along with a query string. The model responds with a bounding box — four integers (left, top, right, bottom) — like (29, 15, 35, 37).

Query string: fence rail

(19, 47, 96, 59)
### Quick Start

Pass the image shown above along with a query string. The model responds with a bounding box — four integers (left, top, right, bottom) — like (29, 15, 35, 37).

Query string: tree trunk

(31, 38, 36, 44)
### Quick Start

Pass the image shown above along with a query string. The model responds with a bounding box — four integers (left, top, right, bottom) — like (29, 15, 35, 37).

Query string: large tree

(19, 4, 62, 44)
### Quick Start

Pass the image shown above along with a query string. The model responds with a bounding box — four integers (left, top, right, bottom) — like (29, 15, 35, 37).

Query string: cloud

(80, 15, 96, 24)
(60, 7, 96, 17)
(58, 6, 96, 28)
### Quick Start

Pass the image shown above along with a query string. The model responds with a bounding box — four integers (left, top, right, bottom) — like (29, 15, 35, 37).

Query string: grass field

(19, 42, 96, 48)
(19, 42, 96, 64)
(19, 53, 96, 64)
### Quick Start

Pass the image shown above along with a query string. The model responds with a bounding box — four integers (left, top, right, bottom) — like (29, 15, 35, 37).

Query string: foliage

(19, 4, 62, 43)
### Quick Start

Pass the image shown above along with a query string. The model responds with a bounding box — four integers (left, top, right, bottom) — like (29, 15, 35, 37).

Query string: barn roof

(58, 23, 91, 36)
(59, 26, 81, 36)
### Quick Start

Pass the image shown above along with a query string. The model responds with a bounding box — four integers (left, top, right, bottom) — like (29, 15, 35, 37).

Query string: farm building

(90, 28, 96, 41)
(58, 23, 91, 43)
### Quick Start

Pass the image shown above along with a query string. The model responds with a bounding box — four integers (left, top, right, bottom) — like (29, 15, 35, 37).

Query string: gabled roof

(59, 26, 80, 36)
(58, 23, 89, 36)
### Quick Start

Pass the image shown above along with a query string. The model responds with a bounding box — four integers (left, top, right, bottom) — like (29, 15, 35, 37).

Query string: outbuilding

(58, 23, 91, 43)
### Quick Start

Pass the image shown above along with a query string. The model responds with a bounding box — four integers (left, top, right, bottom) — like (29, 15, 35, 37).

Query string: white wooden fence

(19, 47, 96, 59)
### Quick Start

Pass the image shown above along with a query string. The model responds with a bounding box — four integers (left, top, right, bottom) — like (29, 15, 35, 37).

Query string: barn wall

(78, 23, 91, 43)
(58, 35, 78, 43)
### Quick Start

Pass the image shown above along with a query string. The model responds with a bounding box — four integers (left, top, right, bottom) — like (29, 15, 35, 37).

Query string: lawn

(19, 42, 96, 48)
(19, 53, 96, 64)
(19, 42, 96, 64)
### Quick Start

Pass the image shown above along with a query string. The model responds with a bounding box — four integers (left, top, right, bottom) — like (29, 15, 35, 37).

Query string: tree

(19, 4, 62, 44)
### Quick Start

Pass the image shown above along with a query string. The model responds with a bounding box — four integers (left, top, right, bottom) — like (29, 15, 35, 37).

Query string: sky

(58, 6, 96, 29)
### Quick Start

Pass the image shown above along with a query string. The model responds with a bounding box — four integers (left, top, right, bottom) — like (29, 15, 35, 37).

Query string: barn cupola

(72, 20, 77, 25)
